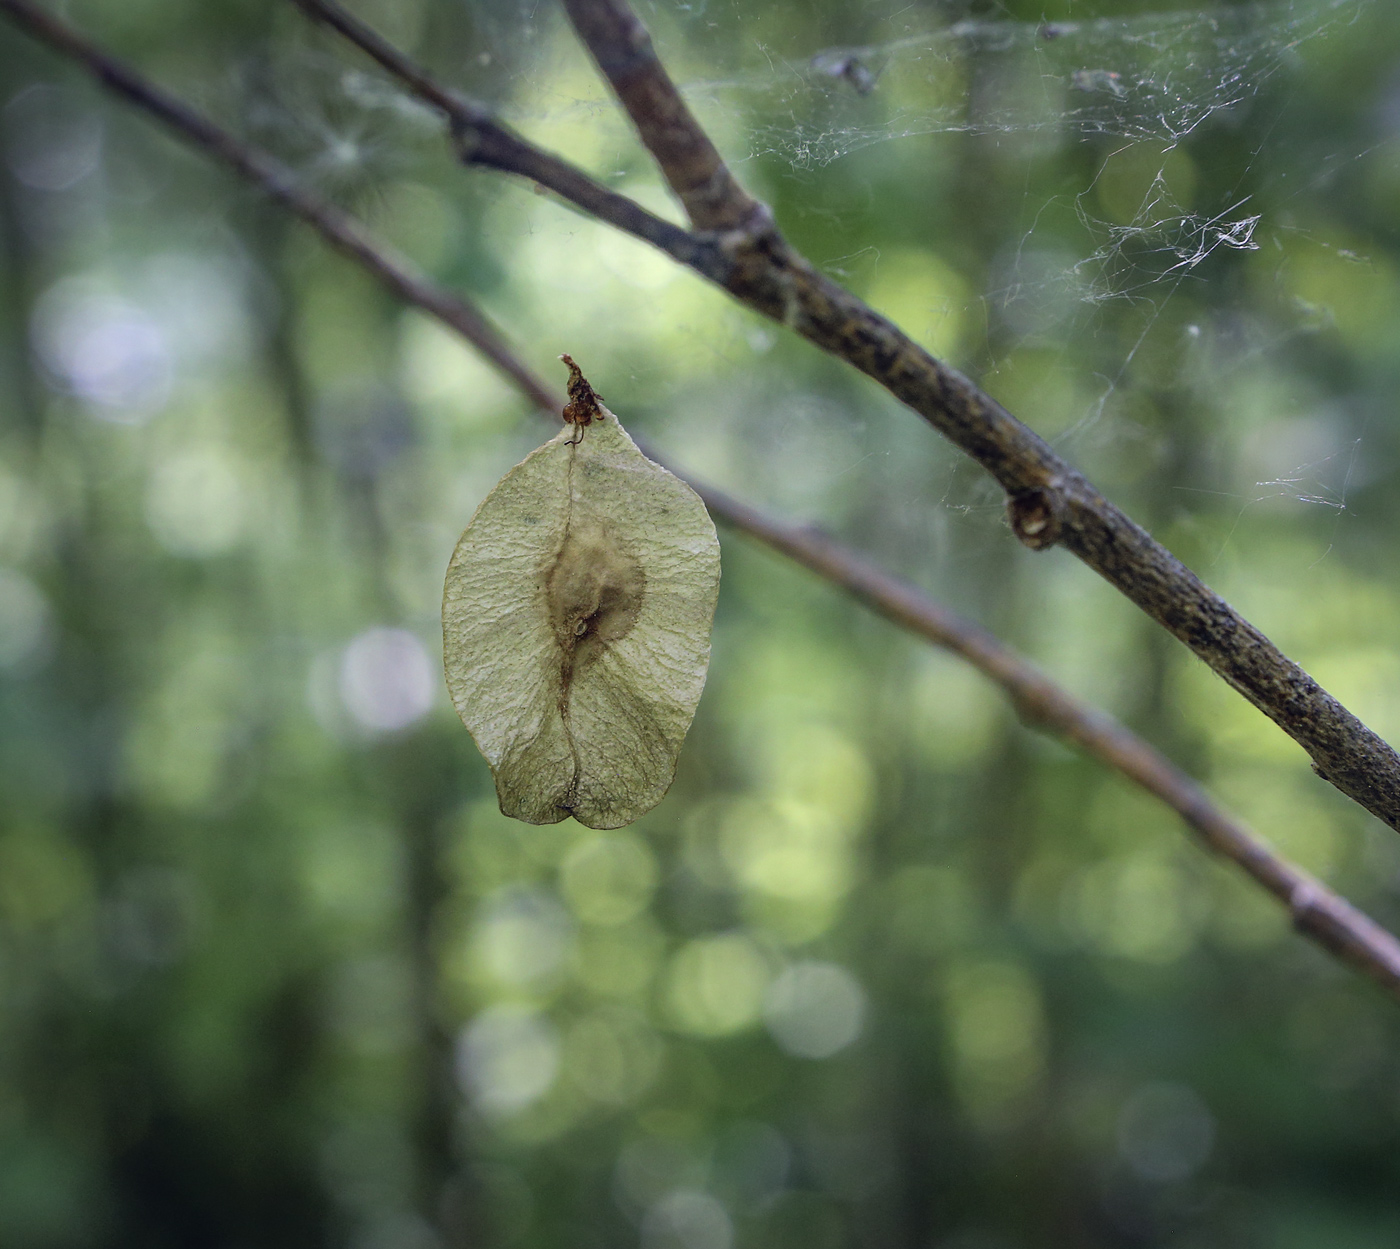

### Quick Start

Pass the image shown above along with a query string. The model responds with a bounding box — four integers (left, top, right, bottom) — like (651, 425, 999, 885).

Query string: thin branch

(555, 0, 765, 232)
(7, 0, 1400, 1001)
(0, 0, 554, 416)
(286, 0, 1400, 836)
(286, 0, 707, 263)
(702, 484, 1400, 998)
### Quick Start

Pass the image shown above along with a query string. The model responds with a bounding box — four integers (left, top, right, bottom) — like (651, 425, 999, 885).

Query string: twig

(6, 0, 1400, 1001)
(285, 0, 706, 263)
(556, 0, 766, 232)
(702, 484, 1400, 998)
(0, 0, 554, 416)
(285, 0, 1400, 836)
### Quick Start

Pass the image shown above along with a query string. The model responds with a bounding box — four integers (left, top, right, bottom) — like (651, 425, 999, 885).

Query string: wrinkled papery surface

(442, 408, 720, 828)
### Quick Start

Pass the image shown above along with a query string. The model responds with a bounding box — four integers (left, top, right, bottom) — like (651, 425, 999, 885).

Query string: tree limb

(702, 483, 1400, 998)
(553, 0, 767, 232)
(0, 0, 555, 416)
(284, 0, 1400, 836)
(6, 0, 1400, 999)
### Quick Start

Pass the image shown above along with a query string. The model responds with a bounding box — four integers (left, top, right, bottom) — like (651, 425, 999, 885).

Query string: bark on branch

(285, 0, 1400, 835)
(556, 0, 767, 232)
(7, 0, 1400, 1000)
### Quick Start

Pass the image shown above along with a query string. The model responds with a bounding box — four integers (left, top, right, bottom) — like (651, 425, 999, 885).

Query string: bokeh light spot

(0, 569, 48, 669)
(457, 1006, 559, 1118)
(642, 1190, 733, 1249)
(562, 1008, 664, 1105)
(471, 886, 574, 988)
(560, 833, 658, 926)
(943, 960, 1046, 1120)
(1116, 1082, 1214, 1182)
(339, 627, 435, 732)
(763, 961, 866, 1059)
(665, 933, 770, 1037)
(145, 449, 249, 557)
(2, 84, 102, 191)
(32, 276, 171, 418)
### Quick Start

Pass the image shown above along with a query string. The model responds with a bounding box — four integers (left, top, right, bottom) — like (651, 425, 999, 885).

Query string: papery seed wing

(443, 405, 720, 829)
(442, 428, 577, 824)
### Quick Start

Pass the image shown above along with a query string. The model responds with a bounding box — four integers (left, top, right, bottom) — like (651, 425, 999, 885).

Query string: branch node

(1289, 879, 1323, 925)
(450, 118, 483, 162)
(708, 214, 800, 325)
(1008, 487, 1065, 550)
(682, 171, 772, 237)
(447, 100, 500, 164)
(709, 203, 779, 255)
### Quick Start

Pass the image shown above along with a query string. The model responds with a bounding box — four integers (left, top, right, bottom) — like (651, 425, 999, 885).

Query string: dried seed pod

(442, 360, 720, 829)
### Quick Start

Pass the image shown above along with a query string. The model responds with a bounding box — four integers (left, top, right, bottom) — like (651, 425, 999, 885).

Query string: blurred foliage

(2, 0, 1400, 1247)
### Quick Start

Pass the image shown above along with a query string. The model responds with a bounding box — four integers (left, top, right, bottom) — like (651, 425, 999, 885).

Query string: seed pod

(442, 360, 720, 829)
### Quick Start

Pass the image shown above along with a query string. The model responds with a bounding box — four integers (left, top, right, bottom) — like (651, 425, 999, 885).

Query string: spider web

(674, 0, 1361, 315)
(686, 0, 1363, 165)
(651, 0, 1374, 540)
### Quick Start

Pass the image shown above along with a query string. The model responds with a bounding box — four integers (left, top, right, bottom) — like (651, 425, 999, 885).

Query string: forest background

(1, 0, 1400, 1246)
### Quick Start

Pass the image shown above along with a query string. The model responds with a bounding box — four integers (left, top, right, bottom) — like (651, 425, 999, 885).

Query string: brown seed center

(545, 521, 646, 683)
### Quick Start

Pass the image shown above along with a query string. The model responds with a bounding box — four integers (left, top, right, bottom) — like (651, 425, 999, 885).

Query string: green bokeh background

(2, 0, 1400, 1246)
